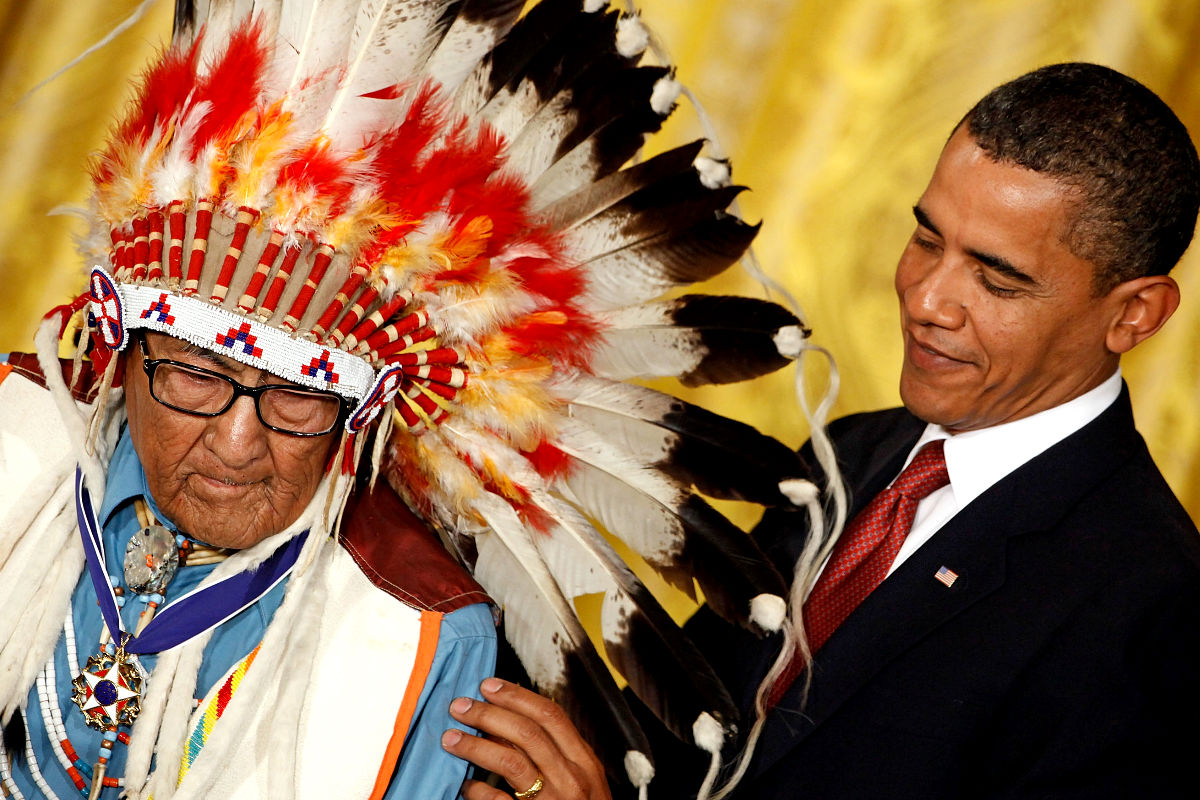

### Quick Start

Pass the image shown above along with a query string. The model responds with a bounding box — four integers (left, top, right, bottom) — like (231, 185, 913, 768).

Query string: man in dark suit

(442, 62, 1200, 800)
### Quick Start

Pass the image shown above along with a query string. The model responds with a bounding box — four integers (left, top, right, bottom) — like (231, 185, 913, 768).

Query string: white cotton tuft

(692, 711, 726, 754)
(773, 324, 806, 358)
(750, 593, 787, 632)
(584, 0, 608, 12)
(616, 15, 650, 58)
(694, 156, 731, 189)
(779, 478, 819, 507)
(624, 750, 655, 788)
(650, 76, 682, 115)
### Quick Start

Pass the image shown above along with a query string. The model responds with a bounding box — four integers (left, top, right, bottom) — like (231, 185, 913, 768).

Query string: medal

(71, 638, 143, 730)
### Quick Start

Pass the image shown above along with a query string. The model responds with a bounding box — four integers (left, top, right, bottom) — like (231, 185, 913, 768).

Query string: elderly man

(443, 62, 1200, 799)
(0, 320, 497, 800)
(0, 1, 813, 799)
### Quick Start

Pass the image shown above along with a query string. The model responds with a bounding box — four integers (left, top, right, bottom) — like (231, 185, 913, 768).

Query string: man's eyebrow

(912, 204, 1039, 287)
(912, 205, 940, 237)
(179, 342, 240, 370)
(967, 247, 1039, 286)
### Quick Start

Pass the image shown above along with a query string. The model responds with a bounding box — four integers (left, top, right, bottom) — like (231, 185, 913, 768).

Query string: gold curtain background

(2, 0, 1199, 530)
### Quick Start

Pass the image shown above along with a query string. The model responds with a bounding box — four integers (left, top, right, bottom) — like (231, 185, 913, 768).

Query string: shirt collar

(908, 369, 1123, 509)
(99, 427, 176, 531)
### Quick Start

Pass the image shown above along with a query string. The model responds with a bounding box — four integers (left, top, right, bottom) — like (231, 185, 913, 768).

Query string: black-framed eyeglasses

(135, 332, 348, 437)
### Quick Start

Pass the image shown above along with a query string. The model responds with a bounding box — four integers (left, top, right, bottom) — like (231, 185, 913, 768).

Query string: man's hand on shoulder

(442, 678, 613, 800)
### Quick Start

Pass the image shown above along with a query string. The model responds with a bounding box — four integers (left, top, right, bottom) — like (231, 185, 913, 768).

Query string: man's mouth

(906, 333, 973, 368)
(193, 473, 259, 491)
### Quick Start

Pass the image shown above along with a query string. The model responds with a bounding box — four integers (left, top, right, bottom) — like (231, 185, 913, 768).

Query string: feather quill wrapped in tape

(83, 0, 817, 792)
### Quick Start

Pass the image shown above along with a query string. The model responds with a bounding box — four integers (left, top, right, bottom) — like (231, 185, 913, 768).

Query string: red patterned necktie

(767, 439, 949, 708)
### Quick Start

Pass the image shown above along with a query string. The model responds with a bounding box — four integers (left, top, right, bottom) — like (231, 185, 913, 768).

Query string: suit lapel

(749, 388, 1143, 780)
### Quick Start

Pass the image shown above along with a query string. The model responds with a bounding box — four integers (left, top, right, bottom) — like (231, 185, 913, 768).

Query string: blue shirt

(11, 429, 495, 800)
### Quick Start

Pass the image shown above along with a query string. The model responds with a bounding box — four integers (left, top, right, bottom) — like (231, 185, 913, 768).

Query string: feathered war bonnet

(53, 0, 816, 792)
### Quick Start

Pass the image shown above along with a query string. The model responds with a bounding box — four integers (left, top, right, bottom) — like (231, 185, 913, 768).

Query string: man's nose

(902, 259, 967, 330)
(205, 395, 269, 467)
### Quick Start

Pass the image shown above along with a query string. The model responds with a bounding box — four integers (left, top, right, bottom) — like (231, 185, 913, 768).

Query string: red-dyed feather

(505, 313, 599, 369)
(371, 83, 445, 190)
(448, 174, 532, 254)
(509, 254, 588, 306)
(275, 141, 356, 228)
(525, 440, 573, 481)
(407, 122, 502, 214)
(278, 141, 349, 194)
(519, 501, 555, 534)
(190, 21, 270, 157)
(434, 258, 491, 284)
(115, 40, 201, 147)
(366, 86, 451, 251)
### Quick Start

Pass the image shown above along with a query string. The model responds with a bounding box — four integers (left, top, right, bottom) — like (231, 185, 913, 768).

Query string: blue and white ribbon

(74, 467, 307, 654)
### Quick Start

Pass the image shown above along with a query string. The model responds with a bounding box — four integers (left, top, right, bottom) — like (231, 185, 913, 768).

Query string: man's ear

(1105, 274, 1180, 354)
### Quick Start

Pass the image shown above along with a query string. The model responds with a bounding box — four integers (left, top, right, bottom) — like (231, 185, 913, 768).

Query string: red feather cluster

(189, 21, 270, 159)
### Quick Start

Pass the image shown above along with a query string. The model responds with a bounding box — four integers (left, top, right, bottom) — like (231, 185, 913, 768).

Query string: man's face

(124, 332, 336, 548)
(895, 126, 1126, 433)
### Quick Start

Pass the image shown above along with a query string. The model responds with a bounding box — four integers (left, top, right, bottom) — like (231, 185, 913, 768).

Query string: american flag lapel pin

(934, 566, 959, 588)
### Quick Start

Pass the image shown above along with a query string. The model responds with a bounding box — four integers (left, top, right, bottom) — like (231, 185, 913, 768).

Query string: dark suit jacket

(637, 387, 1200, 799)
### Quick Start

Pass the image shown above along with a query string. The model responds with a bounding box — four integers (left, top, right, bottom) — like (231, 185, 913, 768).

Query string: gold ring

(514, 775, 544, 799)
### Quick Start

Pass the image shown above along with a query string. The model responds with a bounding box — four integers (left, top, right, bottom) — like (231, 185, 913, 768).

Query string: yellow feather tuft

(458, 364, 559, 452)
(227, 102, 295, 211)
(327, 195, 392, 252)
(395, 426, 487, 518)
(441, 215, 493, 263)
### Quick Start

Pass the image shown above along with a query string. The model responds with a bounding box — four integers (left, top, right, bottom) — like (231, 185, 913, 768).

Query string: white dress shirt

(885, 369, 1124, 576)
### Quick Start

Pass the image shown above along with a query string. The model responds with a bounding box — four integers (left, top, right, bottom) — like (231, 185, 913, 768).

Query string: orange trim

(0, 362, 12, 385)
(368, 609, 443, 800)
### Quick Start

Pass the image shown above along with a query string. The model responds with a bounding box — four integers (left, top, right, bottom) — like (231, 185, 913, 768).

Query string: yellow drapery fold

(1, 0, 1197, 523)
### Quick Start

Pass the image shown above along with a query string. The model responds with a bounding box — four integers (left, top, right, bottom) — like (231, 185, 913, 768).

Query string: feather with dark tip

(507, 63, 670, 187)
(471, 499, 654, 790)
(582, 214, 759, 309)
(479, 8, 629, 143)
(677, 493, 788, 633)
(531, 494, 740, 745)
(458, 0, 524, 24)
(576, 169, 747, 248)
(590, 294, 803, 385)
(455, 0, 599, 116)
(2, 708, 24, 767)
(603, 583, 738, 742)
(562, 376, 809, 505)
(570, 167, 759, 308)
(425, 0, 524, 90)
(501, 4, 626, 103)
(172, 0, 199, 41)
(534, 139, 705, 222)
(555, 422, 787, 632)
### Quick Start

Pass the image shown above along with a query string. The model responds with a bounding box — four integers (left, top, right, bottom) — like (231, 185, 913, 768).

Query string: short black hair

(963, 62, 1200, 293)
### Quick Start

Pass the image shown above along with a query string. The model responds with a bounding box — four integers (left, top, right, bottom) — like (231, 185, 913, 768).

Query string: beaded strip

(23, 692, 65, 800)
(89, 267, 374, 401)
(88, 265, 469, 438)
(179, 644, 260, 783)
(37, 667, 76, 798)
